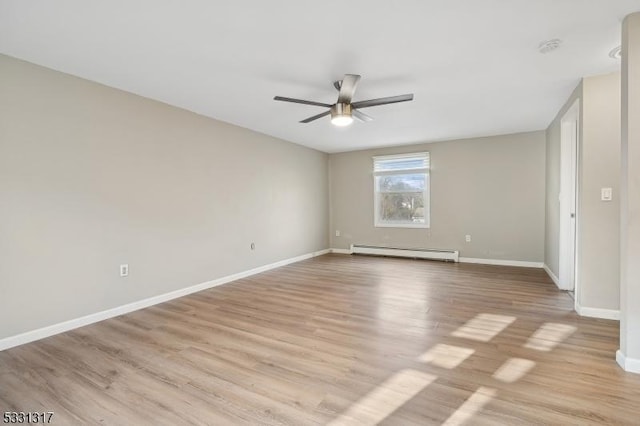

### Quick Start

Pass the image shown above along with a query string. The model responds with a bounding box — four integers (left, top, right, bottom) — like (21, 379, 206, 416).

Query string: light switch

(601, 188, 613, 201)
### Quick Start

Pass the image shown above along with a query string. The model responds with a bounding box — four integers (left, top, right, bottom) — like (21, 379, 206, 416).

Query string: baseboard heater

(350, 244, 459, 262)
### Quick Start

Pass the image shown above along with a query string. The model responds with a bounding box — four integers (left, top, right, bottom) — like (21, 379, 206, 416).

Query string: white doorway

(559, 100, 579, 302)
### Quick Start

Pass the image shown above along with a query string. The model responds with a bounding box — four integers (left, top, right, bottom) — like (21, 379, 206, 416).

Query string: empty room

(2, 1, 640, 425)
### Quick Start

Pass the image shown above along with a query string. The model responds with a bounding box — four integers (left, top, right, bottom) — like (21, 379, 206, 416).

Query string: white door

(559, 101, 579, 293)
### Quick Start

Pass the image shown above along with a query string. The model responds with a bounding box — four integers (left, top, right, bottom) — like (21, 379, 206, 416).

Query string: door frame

(558, 100, 580, 305)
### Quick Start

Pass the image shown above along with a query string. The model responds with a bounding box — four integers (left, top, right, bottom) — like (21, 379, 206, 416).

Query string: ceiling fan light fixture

(331, 115, 354, 127)
(331, 103, 353, 127)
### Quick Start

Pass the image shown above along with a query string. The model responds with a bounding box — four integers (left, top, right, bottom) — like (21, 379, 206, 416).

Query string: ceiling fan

(274, 74, 414, 127)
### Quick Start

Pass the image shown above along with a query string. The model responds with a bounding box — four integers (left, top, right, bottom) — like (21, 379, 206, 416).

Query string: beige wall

(544, 83, 582, 277)
(579, 72, 621, 311)
(544, 73, 621, 311)
(620, 12, 640, 365)
(329, 131, 546, 262)
(0, 55, 329, 339)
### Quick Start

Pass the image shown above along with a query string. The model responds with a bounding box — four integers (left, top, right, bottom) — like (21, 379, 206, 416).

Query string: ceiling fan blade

(353, 109, 374, 122)
(300, 110, 331, 123)
(351, 94, 414, 109)
(337, 74, 361, 104)
(274, 96, 332, 108)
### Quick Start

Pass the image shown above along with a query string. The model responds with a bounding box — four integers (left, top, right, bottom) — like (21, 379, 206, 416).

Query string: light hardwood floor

(1, 254, 639, 425)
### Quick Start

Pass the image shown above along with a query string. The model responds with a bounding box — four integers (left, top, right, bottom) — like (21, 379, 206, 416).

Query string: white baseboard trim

(575, 302, 620, 320)
(330, 248, 353, 254)
(543, 264, 561, 287)
(617, 350, 640, 374)
(459, 257, 543, 268)
(0, 248, 330, 352)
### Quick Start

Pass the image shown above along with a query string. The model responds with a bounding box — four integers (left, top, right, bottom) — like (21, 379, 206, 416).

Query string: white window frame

(373, 152, 430, 229)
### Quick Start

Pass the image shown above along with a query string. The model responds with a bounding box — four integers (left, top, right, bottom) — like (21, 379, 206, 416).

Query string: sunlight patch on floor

(452, 314, 516, 342)
(492, 358, 536, 383)
(442, 386, 497, 426)
(417, 344, 475, 369)
(524, 323, 576, 351)
(328, 369, 436, 426)
(376, 283, 430, 325)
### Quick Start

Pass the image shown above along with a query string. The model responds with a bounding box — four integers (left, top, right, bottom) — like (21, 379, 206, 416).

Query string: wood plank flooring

(1, 254, 640, 425)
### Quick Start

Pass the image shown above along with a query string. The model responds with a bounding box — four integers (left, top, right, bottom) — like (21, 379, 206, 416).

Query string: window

(373, 152, 429, 228)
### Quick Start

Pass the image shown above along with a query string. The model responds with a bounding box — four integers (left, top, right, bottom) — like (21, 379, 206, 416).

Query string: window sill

(374, 223, 430, 229)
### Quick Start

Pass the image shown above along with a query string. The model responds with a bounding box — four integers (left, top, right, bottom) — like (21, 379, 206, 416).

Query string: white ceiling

(1, 1, 638, 153)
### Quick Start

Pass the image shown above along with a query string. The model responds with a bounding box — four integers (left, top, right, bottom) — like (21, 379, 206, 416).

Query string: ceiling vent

(538, 39, 563, 54)
(609, 45, 622, 60)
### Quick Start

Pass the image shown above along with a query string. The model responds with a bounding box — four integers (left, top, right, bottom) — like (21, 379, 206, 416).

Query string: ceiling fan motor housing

(331, 103, 352, 119)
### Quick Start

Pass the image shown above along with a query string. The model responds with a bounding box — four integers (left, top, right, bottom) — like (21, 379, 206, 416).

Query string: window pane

(378, 192, 425, 224)
(372, 154, 430, 228)
(377, 174, 425, 192)
(374, 155, 428, 172)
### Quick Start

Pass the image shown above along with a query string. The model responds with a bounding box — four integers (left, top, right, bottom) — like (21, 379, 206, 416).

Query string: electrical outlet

(335, 230, 341, 237)
(120, 264, 129, 277)
(465, 235, 472, 243)
(601, 187, 613, 201)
